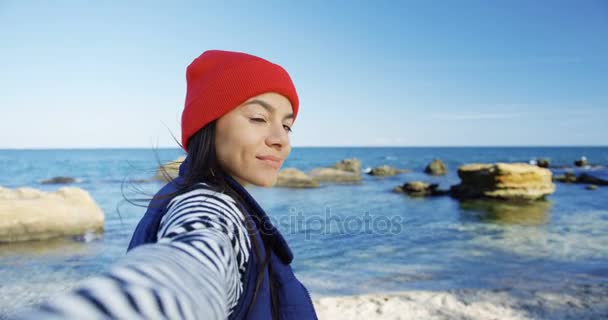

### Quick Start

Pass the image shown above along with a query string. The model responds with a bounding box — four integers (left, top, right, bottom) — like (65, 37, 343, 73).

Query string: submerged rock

(40, 176, 77, 185)
(393, 181, 449, 197)
(459, 199, 552, 225)
(554, 172, 578, 183)
(578, 173, 608, 186)
(535, 158, 550, 168)
(275, 168, 320, 188)
(0, 186, 104, 243)
(554, 171, 608, 186)
(154, 156, 186, 182)
(424, 159, 447, 176)
(574, 156, 588, 167)
(367, 165, 410, 176)
(450, 163, 555, 201)
(586, 185, 598, 190)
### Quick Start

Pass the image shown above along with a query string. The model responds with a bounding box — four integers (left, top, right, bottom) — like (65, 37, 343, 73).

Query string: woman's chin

(249, 175, 278, 188)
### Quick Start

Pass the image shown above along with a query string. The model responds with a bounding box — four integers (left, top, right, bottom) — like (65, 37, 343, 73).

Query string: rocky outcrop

(332, 158, 362, 175)
(0, 186, 104, 243)
(367, 165, 410, 176)
(450, 163, 555, 201)
(424, 159, 447, 176)
(394, 181, 449, 197)
(154, 156, 186, 182)
(308, 158, 363, 183)
(309, 168, 361, 183)
(275, 168, 320, 188)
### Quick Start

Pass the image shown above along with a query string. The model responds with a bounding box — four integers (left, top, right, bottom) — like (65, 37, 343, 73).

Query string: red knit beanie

(181, 49, 299, 151)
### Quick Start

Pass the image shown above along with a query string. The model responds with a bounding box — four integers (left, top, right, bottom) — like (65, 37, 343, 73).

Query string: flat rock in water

(450, 163, 555, 201)
(367, 165, 410, 176)
(0, 186, 104, 243)
(275, 168, 320, 188)
(309, 168, 362, 183)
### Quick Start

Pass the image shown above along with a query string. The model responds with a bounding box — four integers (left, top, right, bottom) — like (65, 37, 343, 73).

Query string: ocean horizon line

(1, 145, 607, 151)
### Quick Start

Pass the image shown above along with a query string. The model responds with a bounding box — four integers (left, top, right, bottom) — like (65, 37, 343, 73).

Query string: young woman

(22, 50, 318, 319)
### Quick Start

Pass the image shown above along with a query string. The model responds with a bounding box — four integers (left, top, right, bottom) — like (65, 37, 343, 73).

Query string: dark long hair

(124, 121, 279, 319)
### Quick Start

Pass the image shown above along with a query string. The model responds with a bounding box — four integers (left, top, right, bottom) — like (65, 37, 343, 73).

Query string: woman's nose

(266, 122, 289, 148)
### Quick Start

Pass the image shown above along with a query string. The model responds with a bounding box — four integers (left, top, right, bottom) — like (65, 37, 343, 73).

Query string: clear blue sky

(1, 0, 606, 148)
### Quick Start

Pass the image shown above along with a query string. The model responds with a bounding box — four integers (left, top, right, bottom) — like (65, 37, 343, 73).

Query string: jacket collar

(178, 157, 294, 264)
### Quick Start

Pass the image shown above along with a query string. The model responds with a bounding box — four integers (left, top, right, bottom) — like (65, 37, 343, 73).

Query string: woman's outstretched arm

(19, 184, 251, 319)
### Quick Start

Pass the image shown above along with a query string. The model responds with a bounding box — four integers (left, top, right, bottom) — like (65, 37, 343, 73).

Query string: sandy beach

(313, 283, 608, 320)
(2, 281, 607, 319)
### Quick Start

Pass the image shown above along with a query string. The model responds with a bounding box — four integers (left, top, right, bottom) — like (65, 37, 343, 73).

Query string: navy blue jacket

(128, 158, 318, 319)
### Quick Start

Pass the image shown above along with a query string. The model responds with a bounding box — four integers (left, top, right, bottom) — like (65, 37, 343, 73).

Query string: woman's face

(215, 92, 294, 187)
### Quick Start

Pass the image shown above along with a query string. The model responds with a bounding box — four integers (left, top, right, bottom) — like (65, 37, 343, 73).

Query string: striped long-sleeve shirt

(21, 183, 252, 319)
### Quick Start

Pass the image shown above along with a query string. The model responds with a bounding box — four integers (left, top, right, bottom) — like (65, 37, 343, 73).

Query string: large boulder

(309, 168, 362, 183)
(275, 168, 320, 188)
(0, 186, 104, 243)
(154, 156, 186, 182)
(424, 159, 447, 176)
(332, 158, 362, 175)
(450, 163, 555, 201)
(367, 165, 410, 176)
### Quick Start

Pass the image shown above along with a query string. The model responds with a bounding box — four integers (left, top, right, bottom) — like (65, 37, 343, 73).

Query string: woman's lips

(256, 155, 282, 169)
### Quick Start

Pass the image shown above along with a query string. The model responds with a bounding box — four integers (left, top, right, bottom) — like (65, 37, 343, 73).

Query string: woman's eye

(283, 125, 292, 133)
(250, 118, 266, 123)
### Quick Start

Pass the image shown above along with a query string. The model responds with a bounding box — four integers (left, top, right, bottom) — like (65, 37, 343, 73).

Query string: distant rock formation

(40, 176, 77, 185)
(275, 168, 320, 188)
(308, 158, 362, 183)
(450, 163, 555, 201)
(424, 159, 447, 176)
(332, 158, 362, 175)
(309, 168, 361, 183)
(367, 165, 410, 176)
(154, 156, 186, 182)
(0, 186, 104, 243)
